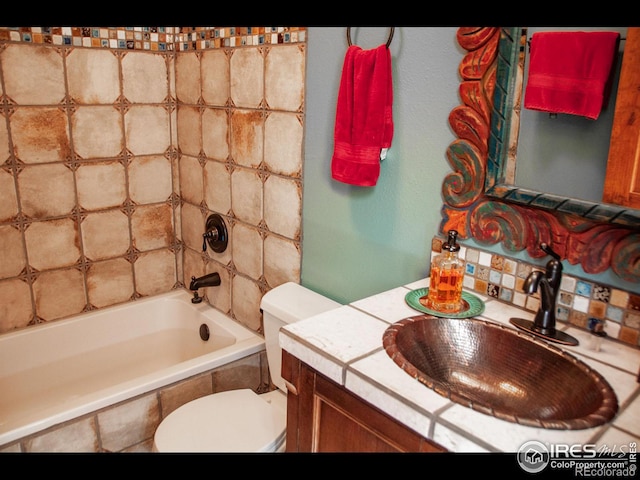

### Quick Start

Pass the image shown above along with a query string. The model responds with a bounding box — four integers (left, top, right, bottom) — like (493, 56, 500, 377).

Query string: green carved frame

(440, 27, 640, 284)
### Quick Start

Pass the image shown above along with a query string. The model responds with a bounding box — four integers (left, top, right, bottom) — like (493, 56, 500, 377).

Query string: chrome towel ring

(346, 27, 395, 48)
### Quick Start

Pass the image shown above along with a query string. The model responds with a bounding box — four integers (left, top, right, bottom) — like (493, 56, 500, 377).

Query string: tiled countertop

(279, 278, 640, 452)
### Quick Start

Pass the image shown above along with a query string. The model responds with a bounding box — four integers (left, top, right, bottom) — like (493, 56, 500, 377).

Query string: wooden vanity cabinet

(281, 350, 446, 452)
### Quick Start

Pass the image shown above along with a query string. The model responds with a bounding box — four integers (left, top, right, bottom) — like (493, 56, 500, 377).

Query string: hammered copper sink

(382, 315, 619, 430)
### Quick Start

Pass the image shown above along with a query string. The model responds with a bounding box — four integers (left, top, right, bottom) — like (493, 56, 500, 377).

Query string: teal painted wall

(301, 27, 461, 303)
(301, 26, 640, 303)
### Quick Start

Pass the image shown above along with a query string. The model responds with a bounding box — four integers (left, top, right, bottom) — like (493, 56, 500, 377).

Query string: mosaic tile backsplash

(431, 236, 640, 348)
(0, 26, 305, 51)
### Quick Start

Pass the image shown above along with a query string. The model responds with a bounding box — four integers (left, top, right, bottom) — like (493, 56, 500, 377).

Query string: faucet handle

(540, 243, 563, 291)
(540, 243, 561, 261)
(202, 214, 228, 253)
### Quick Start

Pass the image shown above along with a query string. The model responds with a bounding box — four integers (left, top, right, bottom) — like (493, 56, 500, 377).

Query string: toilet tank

(260, 282, 341, 393)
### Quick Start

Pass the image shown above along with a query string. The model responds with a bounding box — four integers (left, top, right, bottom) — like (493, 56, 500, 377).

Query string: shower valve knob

(202, 214, 228, 253)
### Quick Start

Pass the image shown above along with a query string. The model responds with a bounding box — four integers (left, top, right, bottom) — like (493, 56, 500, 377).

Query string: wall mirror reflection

(441, 27, 640, 286)
(514, 27, 627, 204)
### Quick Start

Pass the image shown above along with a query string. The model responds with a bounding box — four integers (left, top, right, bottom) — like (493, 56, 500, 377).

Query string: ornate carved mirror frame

(440, 27, 640, 284)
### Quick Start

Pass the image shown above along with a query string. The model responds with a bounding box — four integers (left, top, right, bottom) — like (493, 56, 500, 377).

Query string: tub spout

(189, 272, 221, 291)
(189, 273, 221, 304)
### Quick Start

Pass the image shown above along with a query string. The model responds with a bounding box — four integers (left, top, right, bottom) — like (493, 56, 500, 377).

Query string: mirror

(441, 27, 640, 284)
(515, 27, 626, 203)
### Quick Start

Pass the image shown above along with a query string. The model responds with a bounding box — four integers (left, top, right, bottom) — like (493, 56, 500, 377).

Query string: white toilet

(153, 282, 340, 452)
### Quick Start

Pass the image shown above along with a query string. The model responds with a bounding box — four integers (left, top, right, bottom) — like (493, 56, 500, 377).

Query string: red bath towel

(524, 31, 620, 120)
(331, 44, 394, 186)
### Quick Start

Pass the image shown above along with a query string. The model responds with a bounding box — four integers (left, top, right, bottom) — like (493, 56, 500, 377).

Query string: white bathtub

(0, 289, 265, 447)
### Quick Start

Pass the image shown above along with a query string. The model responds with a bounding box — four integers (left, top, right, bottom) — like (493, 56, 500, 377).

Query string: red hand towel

(524, 31, 620, 120)
(331, 44, 394, 186)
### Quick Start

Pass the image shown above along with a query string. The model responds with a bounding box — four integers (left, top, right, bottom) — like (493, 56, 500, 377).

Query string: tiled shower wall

(0, 27, 306, 335)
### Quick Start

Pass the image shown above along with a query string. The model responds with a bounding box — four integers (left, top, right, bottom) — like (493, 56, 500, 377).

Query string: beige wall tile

(25, 218, 80, 270)
(0, 441, 21, 452)
(33, 268, 86, 321)
(0, 278, 32, 332)
(178, 155, 203, 206)
(18, 164, 75, 219)
(24, 417, 98, 452)
(231, 222, 262, 281)
(98, 393, 160, 452)
(264, 111, 303, 176)
(168, 53, 176, 104)
(86, 258, 134, 308)
(10, 107, 70, 164)
(231, 167, 262, 225)
(173, 199, 182, 243)
(159, 373, 212, 417)
(67, 48, 120, 104)
(265, 45, 305, 112)
(230, 109, 263, 169)
(131, 203, 173, 251)
(231, 274, 262, 331)
(122, 51, 169, 104)
(230, 48, 263, 108)
(124, 105, 171, 155)
(175, 236, 184, 287)
(201, 49, 229, 106)
(182, 247, 205, 287)
(203, 263, 230, 313)
(175, 52, 200, 104)
(180, 202, 205, 253)
(128, 155, 173, 204)
(0, 170, 18, 222)
(170, 101, 178, 147)
(72, 106, 123, 159)
(264, 175, 301, 239)
(134, 249, 177, 297)
(177, 105, 202, 157)
(0, 111, 9, 162)
(0, 225, 26, 278)
(82, 210, 130, 261)
(212, 353, 263, 392)
(171, 153, 181, 198)
(202, 108, 229, 161)
(264, 234, 301, 288)
(121, 439, 154, 452)
(1, 44, 65, 105)
(76, 161, 126, 211)
(204, 160, 231, 215)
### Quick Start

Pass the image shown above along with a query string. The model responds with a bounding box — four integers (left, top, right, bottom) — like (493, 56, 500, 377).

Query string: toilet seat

(153, 389, 287, 452)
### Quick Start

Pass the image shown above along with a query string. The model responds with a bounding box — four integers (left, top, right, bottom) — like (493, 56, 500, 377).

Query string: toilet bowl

(153, 282, 340, 452)
(153, 389, 287, 452)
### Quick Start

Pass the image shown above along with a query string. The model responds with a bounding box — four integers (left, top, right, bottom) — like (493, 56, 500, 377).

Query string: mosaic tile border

(0, 26, 306, 51)
(431, 236, 640, 348)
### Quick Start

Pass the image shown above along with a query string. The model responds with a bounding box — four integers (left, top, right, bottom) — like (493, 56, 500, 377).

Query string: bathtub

(0, 289, 265, 448)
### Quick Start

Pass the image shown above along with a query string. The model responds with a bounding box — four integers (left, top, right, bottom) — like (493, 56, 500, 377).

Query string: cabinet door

(282, 350, 445, 453)
(312, 373, 443, 452)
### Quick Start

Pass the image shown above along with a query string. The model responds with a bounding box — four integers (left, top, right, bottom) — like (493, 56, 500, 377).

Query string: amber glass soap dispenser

(426, 229, 465, 313)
